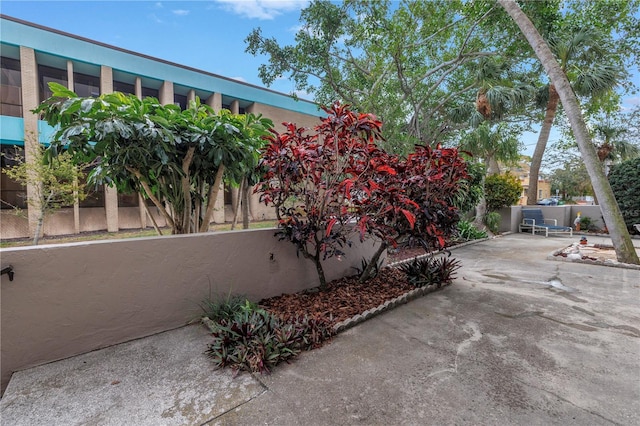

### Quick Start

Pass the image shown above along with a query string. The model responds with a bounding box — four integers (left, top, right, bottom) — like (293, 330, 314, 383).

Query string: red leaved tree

(257, 103, 469, 287)
(256, 102, 387, 288)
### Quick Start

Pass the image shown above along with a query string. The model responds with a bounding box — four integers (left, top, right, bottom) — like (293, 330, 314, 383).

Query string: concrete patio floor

(1, 233, 639, 425)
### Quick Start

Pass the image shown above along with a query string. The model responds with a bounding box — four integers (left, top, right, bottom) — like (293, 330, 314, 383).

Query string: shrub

(200, 294, 258, 324)
(398, 253, 461, 288)
(456, 220, 488, 241)
(609, 157, 640, 233)
(485, 172, 522, 212)
(205, 306, 333, 375)
(484, 211, 501, 234)
(577, 216, 598, 232)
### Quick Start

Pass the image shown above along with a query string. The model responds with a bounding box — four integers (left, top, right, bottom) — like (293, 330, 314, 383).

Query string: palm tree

(499, 0, 638, 265)
(526, 28, 620, 204)
(459, 122, 521, 230)
(592, 119, 640, 167)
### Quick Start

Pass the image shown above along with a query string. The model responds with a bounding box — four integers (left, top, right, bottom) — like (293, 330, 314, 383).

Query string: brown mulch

(259, 267, 415, 328)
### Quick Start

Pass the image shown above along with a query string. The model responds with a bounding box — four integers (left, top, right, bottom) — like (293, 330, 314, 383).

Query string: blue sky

(0, 0, 312, 97)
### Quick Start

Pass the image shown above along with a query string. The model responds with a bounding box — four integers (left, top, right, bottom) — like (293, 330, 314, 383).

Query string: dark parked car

(537, 198, 559, 206)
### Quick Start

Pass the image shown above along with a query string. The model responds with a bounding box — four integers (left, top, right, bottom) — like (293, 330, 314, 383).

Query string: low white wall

(504, 205, 604, 232)
(0, 228, 382, 393)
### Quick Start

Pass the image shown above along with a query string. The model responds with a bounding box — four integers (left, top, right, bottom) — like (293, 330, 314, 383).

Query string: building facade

(503, 158, 552, 205)
(0, 15, 321, 239)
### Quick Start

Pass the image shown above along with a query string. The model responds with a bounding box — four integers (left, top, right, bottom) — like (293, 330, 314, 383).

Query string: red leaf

(400, 209, 415, 229)
(326, 218, 337, 237)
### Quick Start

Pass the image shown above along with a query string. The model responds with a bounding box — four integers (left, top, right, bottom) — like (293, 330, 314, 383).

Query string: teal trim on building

(38, 121, 56, 145)
(0, 15, 321, 117)
(0, 116, 24, 146)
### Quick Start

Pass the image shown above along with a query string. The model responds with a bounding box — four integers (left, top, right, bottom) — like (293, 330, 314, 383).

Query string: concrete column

(135, 77, 142, 99)
(206, 92, 221, 112)
(67, 60, 74, 91)
(230, 100, 239, 114)
(100, 66, 118, 232)
(101, 65, 113, 93)
(187, 89, 196, 105)
(19, 47, 41, 238)
(159, 81, 173, 106)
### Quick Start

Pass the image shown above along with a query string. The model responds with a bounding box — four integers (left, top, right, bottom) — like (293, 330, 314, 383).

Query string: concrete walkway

(1, 233, 639, 425)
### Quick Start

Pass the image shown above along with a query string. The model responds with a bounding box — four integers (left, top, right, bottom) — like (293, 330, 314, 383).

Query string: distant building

(503, 158, 551, 205)
(1, 15, 321, 239)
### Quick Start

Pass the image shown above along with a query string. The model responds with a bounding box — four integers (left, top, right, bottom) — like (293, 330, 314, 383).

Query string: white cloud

(172, 9, 190, 16)
(149, 13, 163, 24)
(155, 2, 163, 8)
(293, 89, 313, 100)
(214, 0, 309, 20)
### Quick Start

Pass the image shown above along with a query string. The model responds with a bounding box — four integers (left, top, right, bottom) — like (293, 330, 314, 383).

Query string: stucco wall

(503, 205, 604, 233)
(0, 228, 382, 393)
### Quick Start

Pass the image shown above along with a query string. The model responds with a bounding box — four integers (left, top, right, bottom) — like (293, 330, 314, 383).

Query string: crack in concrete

(202, 387, 268, 425)
(513, 377, 623, 425)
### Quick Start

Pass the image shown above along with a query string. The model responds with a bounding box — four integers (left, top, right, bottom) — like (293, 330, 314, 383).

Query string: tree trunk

(127, 166, 175, 231)
(140, 193, 163, 236)
(181, 146, 195, 233)
(241, 178, 251, 229)
(359, 242, 387, 283)
(33, 214, 44, 246)
(199, 166, 225, 233)
(231, 179, 244, 230)
(527, 84, 559, 205)
(499, 0, 639, 265)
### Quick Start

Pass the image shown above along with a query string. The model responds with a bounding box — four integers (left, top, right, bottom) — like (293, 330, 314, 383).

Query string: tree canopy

(35, 82, 273, 235)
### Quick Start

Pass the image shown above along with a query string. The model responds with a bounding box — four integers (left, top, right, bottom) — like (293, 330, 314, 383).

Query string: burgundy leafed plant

(256, 102, 469, 287)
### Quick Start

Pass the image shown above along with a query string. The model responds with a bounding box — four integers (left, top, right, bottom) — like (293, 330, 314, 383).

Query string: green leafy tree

(549, 159, 593, 199)
(2, 143, 86, 245)
(608, 157, 640, 234)
(458, 122, 521, 230)
(485, 173, 522, 212)
(246, 0, 523, 153)
(34, 83, 273, 235)
(499, 0, 638, 264)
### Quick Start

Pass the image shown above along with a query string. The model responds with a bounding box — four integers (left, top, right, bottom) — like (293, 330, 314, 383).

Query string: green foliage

(34, 82, 273, 235)
(2, 143, 87, 245)
(456, 220, 488, 241)
(549, 157, 593, 198)
(485, 172, 522, 211)
(484, 211, 501, 234)
(205, 307, 333, 375)
(200, 294, 258, 324)
(577, 216, 597, 232)
(453, 161, 485, 214)
(609, 157, 640, 233)
(398, 253, 461, 288)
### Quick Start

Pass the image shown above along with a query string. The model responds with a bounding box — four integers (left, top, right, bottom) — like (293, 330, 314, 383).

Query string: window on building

(174, 93, 187, 110)
(74, 72, 100, 97)
(538, 189, 543, 199)
(113, 80, 135, 96)
(39, 64, 68, 102)
(117, 192, 139, 207)
(1, 57, 22, 117)
(141, 86, 159, 99)
(0, 145, 27, 209)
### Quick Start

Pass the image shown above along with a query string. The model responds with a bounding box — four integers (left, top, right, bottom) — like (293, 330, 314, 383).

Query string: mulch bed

(259, 247, 433, 328)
